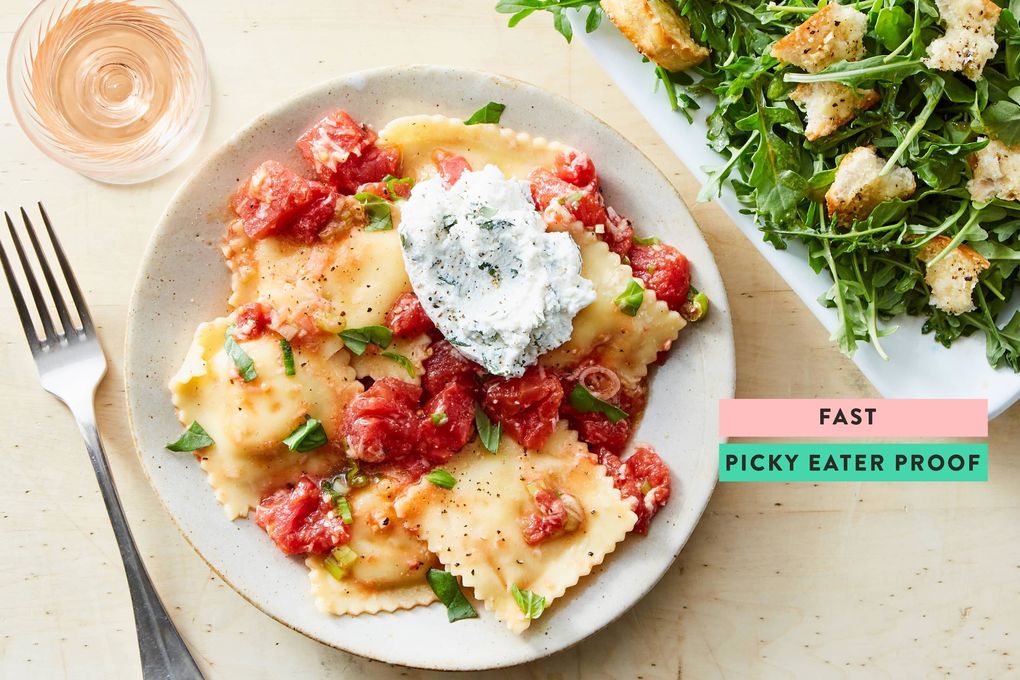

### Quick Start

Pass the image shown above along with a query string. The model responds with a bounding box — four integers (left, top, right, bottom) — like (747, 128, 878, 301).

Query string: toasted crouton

(600, 0, 709, 72)
(825, 146, 917, 223)
(967, 139, 1020, 203)
(923, 0, 1001, 80)
(770, 3, 868, 73)
(918, 235, 990, 315)
(791, 82, 880, 141)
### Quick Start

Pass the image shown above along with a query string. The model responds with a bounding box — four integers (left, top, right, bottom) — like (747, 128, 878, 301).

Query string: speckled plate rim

(124, 64, 735, 671)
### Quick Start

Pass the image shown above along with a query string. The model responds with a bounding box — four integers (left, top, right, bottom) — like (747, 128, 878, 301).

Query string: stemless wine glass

(8, 0, 211, 184)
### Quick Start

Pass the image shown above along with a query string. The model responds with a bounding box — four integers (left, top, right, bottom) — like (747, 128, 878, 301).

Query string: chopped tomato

(521, 488, 567, 545)
(553, 149, 598, 188)
(482, 366, 563, 450)
(288, 191, 338, 243)
(619, 446, 671, 534)
(232, 302, 272, 341)
(385, 292, 435, 338)
(421, 340, 484, 400)
(255, 477, 350, 555)
(433, 149, 472, 187)
(356, 178, 413, 200)
(529, 168, 609, 229)
(560, 369, 645, 457)
(419, 382, 476, 463)
(628, 243, 691, 312)
(232, 160, 336, 240)
(342, 377, 422, 463)
(604, 207, 634, 258)
(296, 110, 400, 193)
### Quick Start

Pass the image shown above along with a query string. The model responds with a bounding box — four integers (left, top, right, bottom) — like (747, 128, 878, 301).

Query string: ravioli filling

(398, 165, 595, 376)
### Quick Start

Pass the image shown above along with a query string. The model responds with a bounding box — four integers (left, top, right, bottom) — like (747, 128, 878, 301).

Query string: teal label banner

(720, 443, 988, 482)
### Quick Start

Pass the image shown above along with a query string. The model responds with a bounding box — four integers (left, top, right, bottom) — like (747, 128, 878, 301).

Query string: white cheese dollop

(398, 165, 595, 377)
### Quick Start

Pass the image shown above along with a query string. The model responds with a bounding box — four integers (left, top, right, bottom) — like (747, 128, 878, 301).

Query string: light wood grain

(0, 1, 1017, 678)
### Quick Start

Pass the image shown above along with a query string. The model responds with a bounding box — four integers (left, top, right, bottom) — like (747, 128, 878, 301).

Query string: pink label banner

(719, 399, 988, 438)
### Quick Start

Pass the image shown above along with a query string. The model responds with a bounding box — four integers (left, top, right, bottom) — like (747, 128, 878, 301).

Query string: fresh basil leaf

(382, 351, 416, 378)
(431, 411, 448, 426)
(166, 421, 214, 452)
(426, 569, 478, 622)
(280, 338, 295, 376)
(224, 325, 256, 381)
(614, 279, 644, 316)
(464, 101, 506, 125)
(353, 192, 393, 231)
(340, 325, 393, 355)
(474, 406, 501, 453)
(510, 584, 546, 619)
(569, 384, 628, 423)
(425, 468, 457, 489)
(283, 417, 327, 452)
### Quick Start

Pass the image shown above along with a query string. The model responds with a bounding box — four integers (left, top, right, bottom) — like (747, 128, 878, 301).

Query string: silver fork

(0, 204, 204, 680)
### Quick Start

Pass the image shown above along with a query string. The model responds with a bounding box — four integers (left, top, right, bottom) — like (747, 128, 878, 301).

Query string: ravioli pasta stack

(169, 114, 687, 631)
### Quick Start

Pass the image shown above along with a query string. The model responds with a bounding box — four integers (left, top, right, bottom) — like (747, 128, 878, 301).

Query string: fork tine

(22, 206, 76, 337)
(0, 225, 42, 351)
(6, 211, 56, 342)
(37, 203, 94, 335)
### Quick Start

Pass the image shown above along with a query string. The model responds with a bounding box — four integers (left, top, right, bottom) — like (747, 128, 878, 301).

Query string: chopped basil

(633, 235, 660, 246)
(479, 206, 498, 219)
(353, 192, 393, 231)
(279, 338, 295, 376)
(382, 351, 416, 378)
(569, 384, 629, 423)
(323, 545, 358, 581)
(474, 406, 501, 453)
(340, 325, 393, 355)
(431, 411, 448, 426)
(382, 174, 414, 201)
(283, 416, 327, 452)
(426, 568, 478, 623)
(464, 101, 506, 125)
(614, 279, 644, 317)
(510, 584, 546, 619)
(224, 325, 256, 381)
(335, 495, 353, 525)
(166, 421, 214, 452)
(425, 468, 457, 489)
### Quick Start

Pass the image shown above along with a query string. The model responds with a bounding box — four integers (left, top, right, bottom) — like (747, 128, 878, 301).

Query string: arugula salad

(498, 0, 1020, 371)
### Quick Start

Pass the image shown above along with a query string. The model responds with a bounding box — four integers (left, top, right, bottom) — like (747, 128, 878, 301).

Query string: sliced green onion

(510, 584, 546, 619)
(474, 406, 501, 453)
(382, 350, 416, 378)
(224, 325, 256, 381)
(166, 421, 214, 452)
(680, 285, 709, 322)
(464, 101, 506, 125)
(353, 192, 393, 231)
(283, 416, 327, 452)
(280, 338, 296, 376)
(382, 174, 414, 201)
(633, 235, 661, 246)
(425, 468, 457, 489)
(339, 325, 393, 355)
(614, 279, 645, 317)
(431, 411, 448, 426)
(335, 495, 353, 525)
(427, 568, 478, 622)
(569, 384, 629, 423)
(323, 545, 358, 581)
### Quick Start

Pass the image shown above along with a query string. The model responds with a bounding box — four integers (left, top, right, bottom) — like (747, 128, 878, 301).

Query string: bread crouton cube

(922, 0, 1001, 80)
(791, 82, 880, 141)
(771, 3, 869, 73)
(918, 235, 990, 315)
(825, 146, 917, 223)
(600, 0, 709, 72)
(967, 138, 1020, 203)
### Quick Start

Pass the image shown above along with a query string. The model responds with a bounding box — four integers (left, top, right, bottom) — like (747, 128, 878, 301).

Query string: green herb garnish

(425, 468, 457, 489)
(382, 174, 415, 201)
(340, 325, 393, 355)
(426, 569, 478, 622)
(353, 192, 393, 231)
(283, 416, 327, 452)
(510, 584, 546, 619)
(613, 279, 644, 316)
(431, 411, 448, 426)
(335, 495, 353, 525)
(280, 338, 295, 376)
(323, 545, 358, 581)
(632, 235, 660, 246)
(474, 406, 501, 453)
(224, 325, 256, 381)
(464, 101, 506, 125)
(166, 421, 214, 452)
(382, 351, 416, 378)
(569, 384, 628, 423)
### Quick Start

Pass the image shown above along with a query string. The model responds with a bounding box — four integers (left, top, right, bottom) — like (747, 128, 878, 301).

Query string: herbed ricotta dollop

(398, 165, 595, 377)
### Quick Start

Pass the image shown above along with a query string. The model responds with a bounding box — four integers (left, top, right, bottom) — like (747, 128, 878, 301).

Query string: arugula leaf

(280, 338, 295, 376)
(474, 406, 501, 453)
(340, 325, 393, 355)
(465, 101, 507, 125)
(425, 468, 457, 489)
(382, 351, 416, 378)
(166, 421, 214, 452)
(283, 417, 327, 452)
(494, 0, 601, 42)
(984, 100, 1020, 146)
(510, 584, 546, 619)
(353, 192, 393, 231)
(613, 279, 644, 316)
(426, 569, 478, 622)
(224, 325, 256, 381)
(569, 384, 628, 423)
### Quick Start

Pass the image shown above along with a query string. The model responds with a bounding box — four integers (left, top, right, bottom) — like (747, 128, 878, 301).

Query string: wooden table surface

(1, 1, 1018, 678)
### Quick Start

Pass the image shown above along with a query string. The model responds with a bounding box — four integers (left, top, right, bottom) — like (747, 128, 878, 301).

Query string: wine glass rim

(7, 0, 211, 184)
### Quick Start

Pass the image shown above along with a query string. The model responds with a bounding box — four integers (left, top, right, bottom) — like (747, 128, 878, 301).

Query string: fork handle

(71, 399, 205, 680)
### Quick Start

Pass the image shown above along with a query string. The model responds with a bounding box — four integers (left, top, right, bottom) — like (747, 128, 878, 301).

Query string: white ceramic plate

(573, 16, 1020, 419)
(125, 65, 735, 670)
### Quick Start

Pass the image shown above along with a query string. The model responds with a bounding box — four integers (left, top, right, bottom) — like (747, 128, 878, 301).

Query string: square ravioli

(394, 423, 636, 633)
